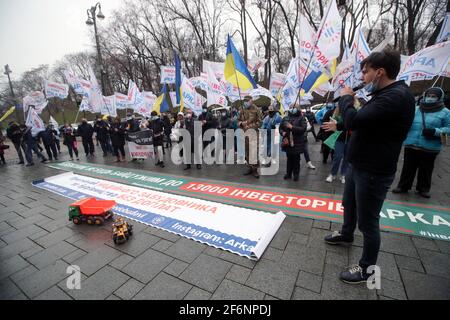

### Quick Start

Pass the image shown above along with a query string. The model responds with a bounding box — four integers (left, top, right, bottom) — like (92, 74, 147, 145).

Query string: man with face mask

(324, 50, 416, 285)
(238, 96, 263, 178)
(393, 87, 450, 198)
(261, 105, 282, 162)
(77, 118, 95, 158)
(148, 111, 166, 168)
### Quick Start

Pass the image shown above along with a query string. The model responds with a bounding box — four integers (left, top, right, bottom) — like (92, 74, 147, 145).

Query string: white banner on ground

(34, 173, 285, 260)
(160, 66, 176, 84)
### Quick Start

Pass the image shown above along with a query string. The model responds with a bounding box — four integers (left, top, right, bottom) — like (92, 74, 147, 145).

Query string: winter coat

(94, 120, 110, 142)
(280, 114, 307, 155)
(38, 128, 57, 146)
(77, 122, 95, 140)
(148, 118, 165, 146)
(403, 106, 450, 153)
(238, 105, 262, 131)
(109, 123, 126, 146)
(62, 127, 77, 145)
(6, 124, 24, 144)
(339, 80, 415, 175)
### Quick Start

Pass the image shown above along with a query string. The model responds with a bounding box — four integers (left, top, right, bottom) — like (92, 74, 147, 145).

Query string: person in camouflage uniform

(238, 95, 262, 178)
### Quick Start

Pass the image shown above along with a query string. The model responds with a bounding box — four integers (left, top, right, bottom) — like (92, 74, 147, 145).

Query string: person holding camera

(393, 87, 450, 198)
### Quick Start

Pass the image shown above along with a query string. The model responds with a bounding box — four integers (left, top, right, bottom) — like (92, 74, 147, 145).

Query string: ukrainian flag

(153, 84, 170, 115)
(224, 35, 257, 91)
(0, 106, 15, 123)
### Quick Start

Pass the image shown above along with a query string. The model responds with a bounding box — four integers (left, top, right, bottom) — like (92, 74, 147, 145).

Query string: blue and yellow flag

(225, 35, 257, 91)
(175, 51, 182, 105)
(153, 84, 170, 115)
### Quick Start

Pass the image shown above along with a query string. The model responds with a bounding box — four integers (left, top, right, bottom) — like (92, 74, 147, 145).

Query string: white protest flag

(207, 91, 227, 108)
(44, 80, 69, 99)
(298, 13, 317, 62)
(332, 59, 355, 99)
(436, 13, 450, 43)
(25, 107, 46, 137)
(190, 76, 208, 91)
(181, 77, 202, 115)
(142, 91, 157, 116)
(203, 60, 225, 80)
(88, 66, 104, 113)
(115, 93, 130, 110)
(350, 28, 372, 87)
(79, 96, 94, 113)
(63, 69, 85, 95)
(314, 0, 342, 71)
(206, 64, 226, 95)
(372, 32, 394, 53)
(103, 95, 117, 117)
(247, 56, 267, 74)
(398, 41, 450, 83)
(285, 58, 309, 90)
(269, 73, 286, 97)
(441, 61, 450, 78)
(160, 66, 176, 84)
(314, 81, 333, 97)
(127, 80, 145, 114)
(23, 91, 48, 115)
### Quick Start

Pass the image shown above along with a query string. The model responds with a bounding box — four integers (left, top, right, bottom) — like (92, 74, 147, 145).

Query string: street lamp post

(3, 64, 22, 124)
(86, 2, 107, 96)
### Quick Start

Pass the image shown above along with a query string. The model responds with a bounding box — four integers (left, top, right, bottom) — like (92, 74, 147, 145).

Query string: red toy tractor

(69, 198, 116, 226)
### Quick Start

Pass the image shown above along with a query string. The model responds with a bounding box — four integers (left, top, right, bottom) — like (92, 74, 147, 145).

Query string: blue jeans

(341, 166, 395, 269)
(331, 141, 348, 176)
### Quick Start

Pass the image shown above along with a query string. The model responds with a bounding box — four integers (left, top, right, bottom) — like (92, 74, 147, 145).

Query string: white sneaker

(326, 175, 335, 183)
(340, 176, 346, 184)
(307, 161, 316, 170)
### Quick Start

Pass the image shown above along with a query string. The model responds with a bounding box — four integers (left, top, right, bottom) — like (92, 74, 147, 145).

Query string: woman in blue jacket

(393, 87, 450, 198)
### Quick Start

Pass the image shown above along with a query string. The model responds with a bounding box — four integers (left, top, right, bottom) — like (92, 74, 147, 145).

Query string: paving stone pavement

(0, 135, 449, 300)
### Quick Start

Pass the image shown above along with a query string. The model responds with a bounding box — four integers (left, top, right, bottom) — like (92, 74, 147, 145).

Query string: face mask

(269, 112, 275, 117)
(364, 72, 381, 94)
(424, 97, 438, 103)
(152, 116, 159, 121)
(221, 113, 226, 117)
(289, 108, 298, 116)
(202, 109, 207, 113)
(186, 114, 192, 119)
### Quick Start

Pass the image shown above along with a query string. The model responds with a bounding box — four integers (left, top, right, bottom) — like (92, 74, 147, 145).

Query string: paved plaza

(0, 135, 449, 300)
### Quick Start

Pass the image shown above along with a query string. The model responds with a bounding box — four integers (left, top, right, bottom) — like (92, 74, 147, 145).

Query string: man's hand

(286, 123, 293, 130)
(341, 86, 356, 97)
(322, 121, 338, 133)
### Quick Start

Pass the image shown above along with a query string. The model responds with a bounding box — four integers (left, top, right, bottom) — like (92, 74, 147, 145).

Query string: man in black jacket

(38, 126, 58, 161)
(324, 50, 415, 284)
(6, 122, 26, 164)
(77, 119, 95, 157)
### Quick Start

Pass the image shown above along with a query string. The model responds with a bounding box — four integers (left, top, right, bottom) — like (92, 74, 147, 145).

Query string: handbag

(421, 111, 440, 141)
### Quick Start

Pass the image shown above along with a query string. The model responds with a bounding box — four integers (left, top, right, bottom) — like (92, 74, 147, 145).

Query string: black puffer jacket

(6, 124, 24, 144)
(280, 114, 307, 155)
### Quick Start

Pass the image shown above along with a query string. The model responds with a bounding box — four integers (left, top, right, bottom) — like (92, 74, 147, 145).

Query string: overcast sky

(0, 0, 123, 82)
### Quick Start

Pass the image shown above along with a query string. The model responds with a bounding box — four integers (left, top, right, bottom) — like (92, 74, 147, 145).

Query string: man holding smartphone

(324, 50, 416, 284)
